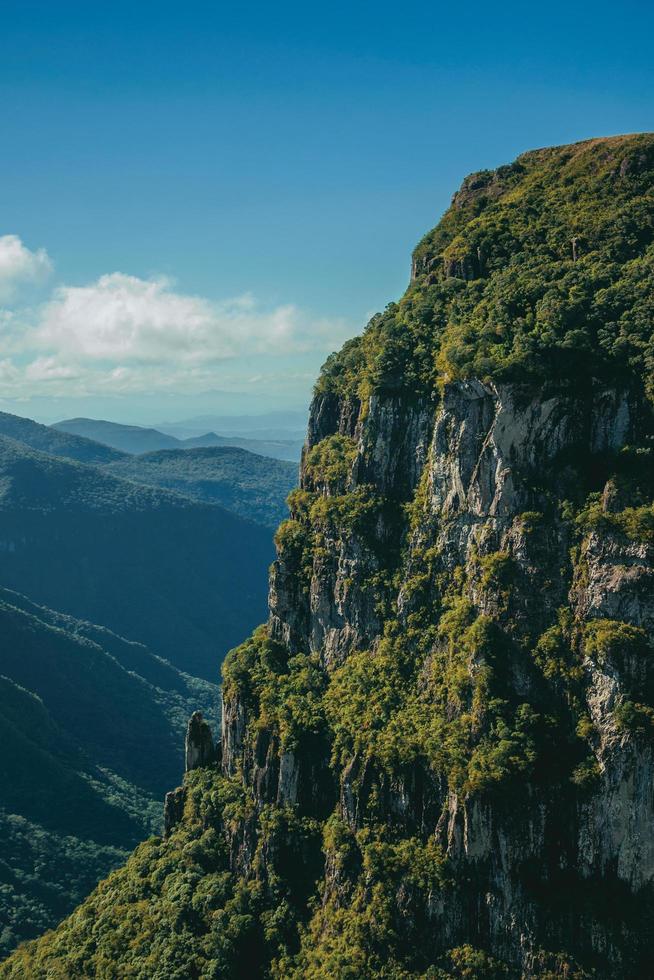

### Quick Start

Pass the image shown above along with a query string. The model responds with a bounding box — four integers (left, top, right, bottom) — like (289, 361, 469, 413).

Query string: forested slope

(0, 436, 272, 679)
(0, 590, 216, 956)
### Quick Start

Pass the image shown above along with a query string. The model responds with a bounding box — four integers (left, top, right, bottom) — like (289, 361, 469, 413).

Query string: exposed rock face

(163, 785, 186, 837)
(270, 380, 642, 664)
(185, 711, 214, 771)
(269, 390, 432, 666)
(576, 530, 654, 630)
(162, 711, 214, 833)
(222, 374, 654, 976)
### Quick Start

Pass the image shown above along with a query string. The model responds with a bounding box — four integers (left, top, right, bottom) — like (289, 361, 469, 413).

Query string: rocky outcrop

(163, 785, 186, 837)
(271, 379, 643, 669)
(185, 711, 215, 771)
(575, 529, 654, 631)
(162, 711, 214, 833)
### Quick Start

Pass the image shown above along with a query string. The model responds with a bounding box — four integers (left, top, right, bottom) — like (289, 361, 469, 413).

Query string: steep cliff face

(5, 133, 654, 980)
(218, 370, 654, 976)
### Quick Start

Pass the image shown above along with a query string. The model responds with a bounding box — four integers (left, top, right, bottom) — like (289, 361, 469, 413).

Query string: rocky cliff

(218, 372, 654, 976)
(4, 133, 654, 979)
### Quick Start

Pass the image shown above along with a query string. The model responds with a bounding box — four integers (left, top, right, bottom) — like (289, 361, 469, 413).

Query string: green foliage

(518, 511, 544, 533)
(276, 829, 449, 979)
(0, 812, 126, 961)
(1, 768, 324, 980)
(316, 135, 654, 402)
(583, 619, 650, 664)
(324, 637, 416, 770)
(577, 499, 654, 543)
(309, 486, 381, 534)
(570, 757, 602, 790)
(222, 626, 288, 705)
(421, 599, 530, 795)
(614, 700, 654, 738)
(324, 589, 543, 800)
(1, 771, 242, 978)
(223, 628, 327, 752)
(476, 551, 517, 612)
(304, 434, 357, 493)
(477, 551, 514, 590)
(0, 592, 216, 956)
(274, 517, 314, 591)
(533, 617, 582, 682)
(257, 653, 327, 752)
(465, 704, 539, 794)
(439, 945, 509, 978)
(314, 336, 366, 398)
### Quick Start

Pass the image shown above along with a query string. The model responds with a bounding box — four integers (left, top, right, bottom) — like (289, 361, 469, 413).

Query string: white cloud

(0, 235, 52, 301)
(24, 356, 80, 382)
(0, 266, 356, 400)
(35, 272, 348, 364)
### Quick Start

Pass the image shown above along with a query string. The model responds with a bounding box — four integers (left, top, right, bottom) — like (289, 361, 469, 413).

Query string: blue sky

(0, 0, 652, 423)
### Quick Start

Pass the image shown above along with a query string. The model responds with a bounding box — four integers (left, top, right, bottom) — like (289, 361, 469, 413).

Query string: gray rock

(185, 710, 214, 771)
(223, 375, 654, 973)
(163, 786, 186, 837)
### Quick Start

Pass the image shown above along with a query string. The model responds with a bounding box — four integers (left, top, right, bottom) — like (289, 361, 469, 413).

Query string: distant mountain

(180, 431, 303, 461)
(0, 411, 125, 465)
(157, 409, 308, 441)
(0, 588, 217, 956)
(54, 416, 303, 460)
(52, 417, 179, 454)
(0, 435, 272, 679)
(104, 446, 296, 529)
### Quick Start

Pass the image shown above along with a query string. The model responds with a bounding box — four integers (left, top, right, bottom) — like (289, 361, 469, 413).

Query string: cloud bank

(0, 237, 355, 400)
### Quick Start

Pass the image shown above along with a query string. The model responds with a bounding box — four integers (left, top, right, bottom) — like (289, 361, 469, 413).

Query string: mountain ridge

(0, 433, 272, 679)
(0, 411, 126, 465)
(104, 445, 297, 529)
(54, 416, 303, 461)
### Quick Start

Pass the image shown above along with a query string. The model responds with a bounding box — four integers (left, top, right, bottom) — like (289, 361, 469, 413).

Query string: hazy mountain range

(104, 446, 296, 529)
(0, 407, 293, 953)
(54, 416, 304, 461)
(0, 432, 272, 679)
(155, 409, 307, 441)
